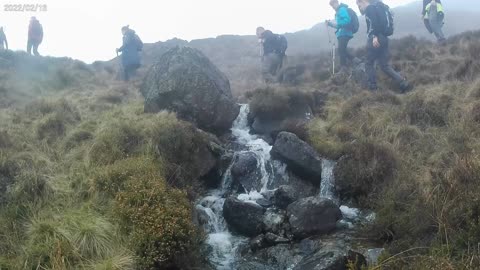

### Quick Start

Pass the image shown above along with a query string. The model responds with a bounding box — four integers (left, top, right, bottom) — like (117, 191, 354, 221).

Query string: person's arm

(336, 7, 351, 28)
(422, 0, 428, 15)
(4, 35, 8, 50)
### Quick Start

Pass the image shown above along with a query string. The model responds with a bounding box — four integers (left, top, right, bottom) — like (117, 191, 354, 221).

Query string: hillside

(1, 28, 480, 269)
(108, 1, 480, 97)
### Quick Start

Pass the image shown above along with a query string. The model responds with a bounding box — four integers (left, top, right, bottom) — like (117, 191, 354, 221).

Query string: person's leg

(338, 37, 348, 68)
(33, 42, 40, 56)
(262, 54, 274, 83)
(122, 65, 130, 81)
(365, 41, 378, 90)
(431, 18, 446, 43)
(378, 38, 405, 85)
(27, 40, 32, 55)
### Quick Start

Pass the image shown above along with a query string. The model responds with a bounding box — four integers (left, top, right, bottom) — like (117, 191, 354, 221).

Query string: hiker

(27, 17, 43, 56)
(326, 0, 359, 72)
(422, 0, 446, 44)
(116, 25, 143, 81)
(0, 27, 8, 51)
(356, 0, 411, 92)
(256, 27, 288, 83)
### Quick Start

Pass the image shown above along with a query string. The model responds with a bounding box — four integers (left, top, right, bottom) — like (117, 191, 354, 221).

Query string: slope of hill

(2, 30, 480, 269)
(112, 1, 480, 97)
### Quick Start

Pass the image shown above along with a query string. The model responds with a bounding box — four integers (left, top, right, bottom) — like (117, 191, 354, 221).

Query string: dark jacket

(422, 0, 441, 15)
(262, 30, 281, 55)
(118, 29, 140, 66)
(28, 19, 43, 43)
(365, 4, 384, 38)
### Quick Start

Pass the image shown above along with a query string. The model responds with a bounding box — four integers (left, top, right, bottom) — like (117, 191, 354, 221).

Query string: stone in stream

(287, 196, 342, 239)
(263, 208, 287, 236)
(223, 197, 265, 237)
(271, 132, 323, 184)
(231, 152, 262, 192)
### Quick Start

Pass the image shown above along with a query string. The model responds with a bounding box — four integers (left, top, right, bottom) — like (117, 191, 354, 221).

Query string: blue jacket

(329, 4, 353, 38)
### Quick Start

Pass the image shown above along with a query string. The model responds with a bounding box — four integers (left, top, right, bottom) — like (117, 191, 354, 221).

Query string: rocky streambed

(196, 105, 382, 270)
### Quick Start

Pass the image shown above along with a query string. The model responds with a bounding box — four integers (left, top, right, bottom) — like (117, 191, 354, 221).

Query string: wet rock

(254, 244, 304, 270)
(287, 197, 342, 239)
(141, 46, 239, 134)
(250, 235, 267, 252)
(223, 197, 265, 237)
(263, 208, 287, 235)
(347, 250, 367, 270)
(231, 152, 262, 192)
(237, 261, 276, 270)
(271, 132, 323, 184)
(264, 232, 290, 245)
(256, 198, 273, 208)
(274, 185, 298, 209)
(292, 247, 346, 270)
(250, 104, 312, 139)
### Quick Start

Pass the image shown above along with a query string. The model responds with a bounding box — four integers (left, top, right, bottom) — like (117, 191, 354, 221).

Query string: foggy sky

(0, 0, 416, 63)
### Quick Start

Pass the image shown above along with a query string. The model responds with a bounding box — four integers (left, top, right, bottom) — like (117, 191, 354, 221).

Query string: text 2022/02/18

(4, 4, 47, 12)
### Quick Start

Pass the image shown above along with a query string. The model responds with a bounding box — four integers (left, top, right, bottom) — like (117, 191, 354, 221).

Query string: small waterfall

(319, 159, 337, 201)
(198, 104, 282, 269)
(319, 159, 373, 227)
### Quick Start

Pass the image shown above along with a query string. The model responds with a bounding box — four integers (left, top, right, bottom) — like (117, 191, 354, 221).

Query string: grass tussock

(248, 87, 315, 120)
(301, 32, 480, 269)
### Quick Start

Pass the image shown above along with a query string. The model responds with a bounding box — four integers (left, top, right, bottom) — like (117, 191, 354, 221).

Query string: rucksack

(375, 2, 394, 36)
(134, 34, 143, 51)
(346, 8, 360, 34)
(276, 35, 288, 56)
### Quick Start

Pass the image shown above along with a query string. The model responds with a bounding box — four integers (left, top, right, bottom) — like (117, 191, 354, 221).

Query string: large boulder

(287, 197, 342, 239)
(223, 197, 265, 237)
(271, 132, 323, 184)
(231, 152, 262, 192)
(140, 46, 240, 134)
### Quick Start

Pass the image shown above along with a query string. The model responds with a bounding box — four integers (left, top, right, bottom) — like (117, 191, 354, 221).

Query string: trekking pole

(326, 24, 336, 75)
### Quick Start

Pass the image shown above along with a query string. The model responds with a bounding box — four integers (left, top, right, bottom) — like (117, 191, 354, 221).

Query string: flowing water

(198, 105, 372, 269)
(197, 104, 281, 269)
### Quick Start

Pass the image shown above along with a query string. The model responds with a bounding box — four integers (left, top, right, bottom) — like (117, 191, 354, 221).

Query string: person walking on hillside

(326, 0, 359, 72)
(116, 25, 143, 81)
(27, 17, 43, 56)
(422, 0, 446, 45)
(356, 0, 411, 92)
(0, 27, 8, 51)
(256, 27, 288, 83)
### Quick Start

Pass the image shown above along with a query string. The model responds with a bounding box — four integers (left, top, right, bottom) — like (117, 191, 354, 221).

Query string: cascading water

(318, 159, 374, 226)
(197, 104, 282, 269)
(319, 159, 337, 202)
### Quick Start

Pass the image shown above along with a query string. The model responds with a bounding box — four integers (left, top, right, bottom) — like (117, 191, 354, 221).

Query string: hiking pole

(326, 24, 336, 75)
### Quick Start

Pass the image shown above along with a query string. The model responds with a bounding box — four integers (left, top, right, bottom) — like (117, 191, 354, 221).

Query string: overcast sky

(0, 0, 416, 63)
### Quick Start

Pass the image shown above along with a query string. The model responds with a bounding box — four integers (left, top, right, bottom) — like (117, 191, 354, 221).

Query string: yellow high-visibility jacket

(425, 2, 445, 19)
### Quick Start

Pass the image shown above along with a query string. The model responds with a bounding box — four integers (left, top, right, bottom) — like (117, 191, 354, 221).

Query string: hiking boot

(399, 80, 413, 93)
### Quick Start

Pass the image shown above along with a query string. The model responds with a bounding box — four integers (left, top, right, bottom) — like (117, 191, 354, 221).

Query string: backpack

(375, 2, 394, 36)
(346, 8, 360, 34)
(276, 35, 288, 56)
(134, 34, 143, 51)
